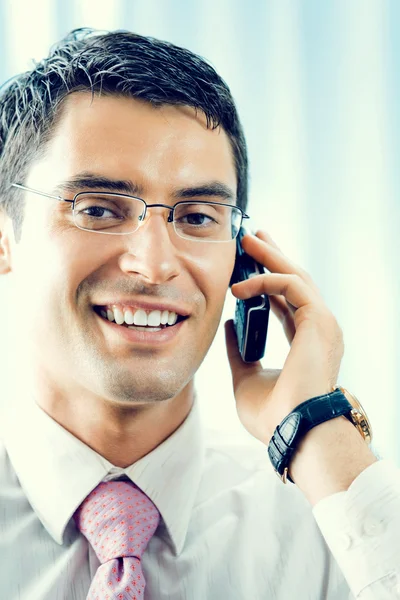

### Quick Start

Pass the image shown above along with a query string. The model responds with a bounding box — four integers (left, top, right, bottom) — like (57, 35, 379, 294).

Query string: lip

(93, 299, 191, 317)
(94, 310, 187, 345)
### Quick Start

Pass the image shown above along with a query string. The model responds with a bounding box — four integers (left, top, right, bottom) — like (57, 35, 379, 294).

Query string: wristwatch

(267, 385, 373, 484)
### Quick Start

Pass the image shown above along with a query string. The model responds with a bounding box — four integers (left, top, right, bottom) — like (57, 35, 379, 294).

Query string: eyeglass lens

(73, 194, 242, 241)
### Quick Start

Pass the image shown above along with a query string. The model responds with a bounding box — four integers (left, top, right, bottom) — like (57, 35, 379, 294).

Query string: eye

(81, 205, 119, 219)
(74, 195, 126, 222)
(175, 203, 222, 226)
(179, 211, 215, 226)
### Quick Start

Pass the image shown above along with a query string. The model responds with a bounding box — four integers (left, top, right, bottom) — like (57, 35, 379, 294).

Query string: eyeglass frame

(11, 183, 250, 242)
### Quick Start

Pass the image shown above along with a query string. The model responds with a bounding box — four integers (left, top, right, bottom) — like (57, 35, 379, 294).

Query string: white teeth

(133, 309, 148, 326)
(124, 309, 135, 325)
(167, 312, 178, 325)
(100, 306, 182, 327)
(113, 307, 125, 325)
(147, 310, 162, 326)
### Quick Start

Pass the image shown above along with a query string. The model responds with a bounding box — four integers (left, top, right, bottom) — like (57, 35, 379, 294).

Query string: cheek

(197, 248, 235, 313)
(11, 221, 99, 328)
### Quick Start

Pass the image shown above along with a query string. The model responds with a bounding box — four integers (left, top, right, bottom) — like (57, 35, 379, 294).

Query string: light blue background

(0, 0, 398, 461)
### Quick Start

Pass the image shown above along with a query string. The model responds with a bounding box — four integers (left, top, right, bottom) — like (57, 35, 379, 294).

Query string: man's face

(3, 93, 237, 405)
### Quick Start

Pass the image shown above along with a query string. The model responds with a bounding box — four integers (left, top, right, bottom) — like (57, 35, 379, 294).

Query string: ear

(0, 210, 12, 275)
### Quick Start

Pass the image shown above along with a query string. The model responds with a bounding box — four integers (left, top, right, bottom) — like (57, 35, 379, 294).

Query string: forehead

(28, 93, 237, 196)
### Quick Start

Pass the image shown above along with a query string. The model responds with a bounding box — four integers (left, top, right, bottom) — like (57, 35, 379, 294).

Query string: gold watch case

(333, 385, 373, 445)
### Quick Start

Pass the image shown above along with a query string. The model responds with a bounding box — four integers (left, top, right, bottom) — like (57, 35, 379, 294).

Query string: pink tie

(73, 480, 161, 600)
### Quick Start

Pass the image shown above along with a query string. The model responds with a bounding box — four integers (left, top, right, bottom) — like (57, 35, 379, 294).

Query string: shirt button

(363, 516, 386, 536)
(338, 532, 352, 550)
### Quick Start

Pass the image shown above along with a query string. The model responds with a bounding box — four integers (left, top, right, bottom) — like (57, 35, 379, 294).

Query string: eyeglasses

(11, 183, 249, 243)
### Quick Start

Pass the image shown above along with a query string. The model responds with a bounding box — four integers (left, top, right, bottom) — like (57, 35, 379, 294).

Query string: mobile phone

(229, 227, 270, 362)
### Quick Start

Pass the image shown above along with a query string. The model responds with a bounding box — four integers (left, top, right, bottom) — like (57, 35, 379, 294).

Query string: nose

(117, 208, 181, 284)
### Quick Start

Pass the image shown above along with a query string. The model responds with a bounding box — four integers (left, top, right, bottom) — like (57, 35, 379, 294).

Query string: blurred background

(0, 0, 399, 462)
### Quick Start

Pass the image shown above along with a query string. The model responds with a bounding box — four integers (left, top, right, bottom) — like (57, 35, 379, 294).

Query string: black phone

(229, 227, 270, 362)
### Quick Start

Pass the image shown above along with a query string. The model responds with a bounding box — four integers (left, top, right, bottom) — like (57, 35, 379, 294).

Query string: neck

(13, 359, 195, 468)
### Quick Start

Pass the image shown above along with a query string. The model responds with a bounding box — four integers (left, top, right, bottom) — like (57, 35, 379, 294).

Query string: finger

(254, 229, 281, 250)
(253, 228, 289, 252)
(241, 232, 320, 295)
(269, 296, 297, 343)
(231, 272, 318, 311)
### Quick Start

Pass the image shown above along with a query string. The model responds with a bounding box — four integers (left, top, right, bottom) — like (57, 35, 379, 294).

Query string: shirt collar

(1, 393, 205, 556)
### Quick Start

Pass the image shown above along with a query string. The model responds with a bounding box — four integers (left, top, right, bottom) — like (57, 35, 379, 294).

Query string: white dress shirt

(1, 392, 400, 600)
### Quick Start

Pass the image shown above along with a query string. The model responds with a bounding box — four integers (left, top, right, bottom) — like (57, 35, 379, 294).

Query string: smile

(93, 306, 188, 345)
(93, 305, 188, 329)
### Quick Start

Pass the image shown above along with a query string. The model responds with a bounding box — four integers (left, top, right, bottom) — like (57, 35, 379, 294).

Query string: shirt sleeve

(312, 459, 400, 599)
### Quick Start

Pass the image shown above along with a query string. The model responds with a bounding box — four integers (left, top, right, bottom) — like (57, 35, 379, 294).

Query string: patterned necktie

(73, 479, 161, 600)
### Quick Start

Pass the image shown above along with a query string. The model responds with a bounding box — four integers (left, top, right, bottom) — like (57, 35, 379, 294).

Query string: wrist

(267, 388, 354, 483)
(263, 387, 336, 444)
(289, 416, 377, 505)
(266, 386, 375, 504)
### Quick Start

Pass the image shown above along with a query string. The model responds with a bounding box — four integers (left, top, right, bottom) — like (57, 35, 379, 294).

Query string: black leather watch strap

(267, 389, 353, 484)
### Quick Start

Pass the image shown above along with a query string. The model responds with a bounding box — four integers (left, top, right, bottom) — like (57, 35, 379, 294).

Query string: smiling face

(1, 93, 237, 409)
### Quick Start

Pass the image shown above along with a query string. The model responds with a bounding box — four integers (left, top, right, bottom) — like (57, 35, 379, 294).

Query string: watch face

(339, 387, 373, 444)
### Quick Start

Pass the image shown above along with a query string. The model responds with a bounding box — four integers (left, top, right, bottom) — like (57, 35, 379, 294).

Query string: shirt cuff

(312, 459, 400, 598)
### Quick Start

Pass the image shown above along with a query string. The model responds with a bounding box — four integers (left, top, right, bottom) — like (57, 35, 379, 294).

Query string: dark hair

(0, 27, 248, 242)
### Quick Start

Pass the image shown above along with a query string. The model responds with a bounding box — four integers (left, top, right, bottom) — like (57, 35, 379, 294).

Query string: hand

(224, 230, 345, 445)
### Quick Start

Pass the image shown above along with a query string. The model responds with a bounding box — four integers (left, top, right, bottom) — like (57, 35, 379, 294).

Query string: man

(0, 27, 398, 600)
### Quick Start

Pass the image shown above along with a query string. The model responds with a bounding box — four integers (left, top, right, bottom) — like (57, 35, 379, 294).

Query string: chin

(97, 367, 189, 404)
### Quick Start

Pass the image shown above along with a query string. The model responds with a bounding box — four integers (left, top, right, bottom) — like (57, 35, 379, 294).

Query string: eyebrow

(53, 172, 236, 204)
(53, 173, 142, 197)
